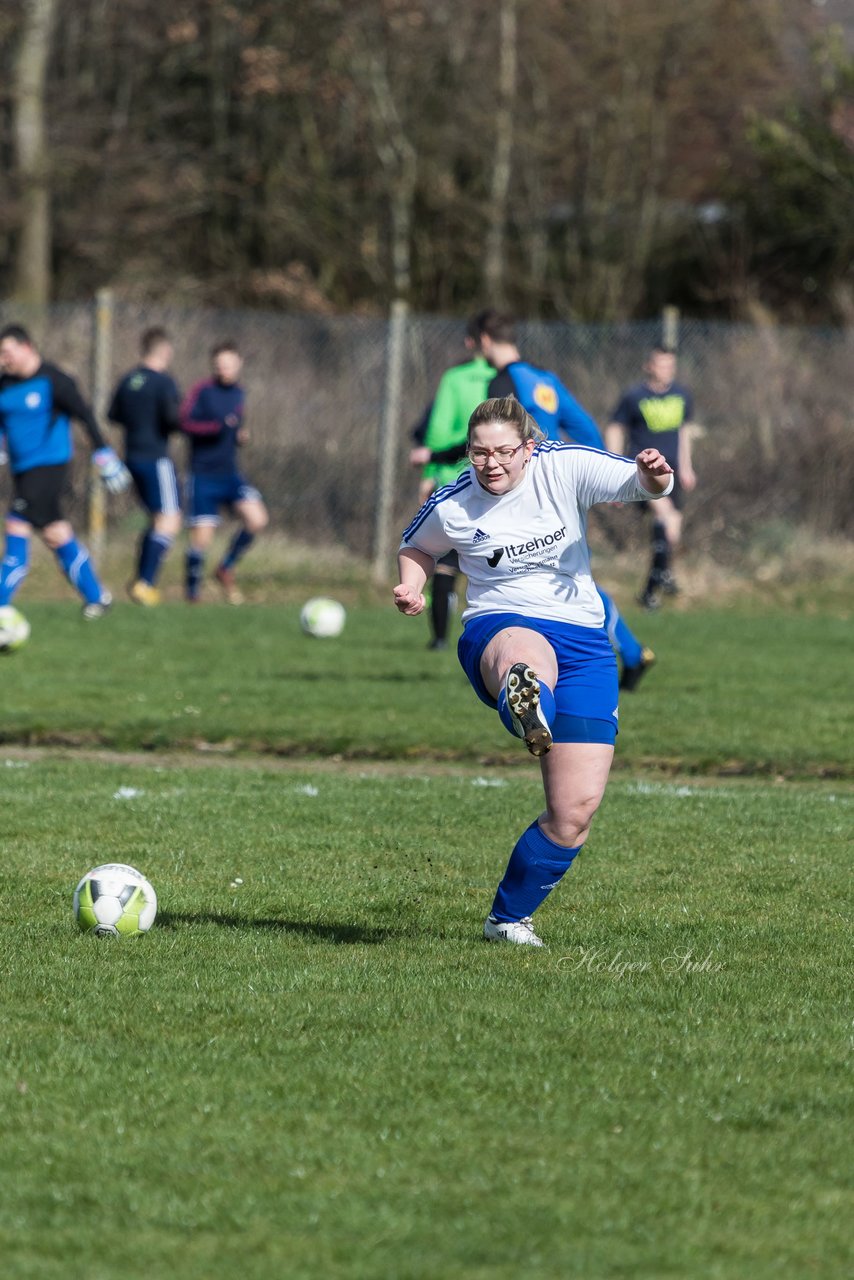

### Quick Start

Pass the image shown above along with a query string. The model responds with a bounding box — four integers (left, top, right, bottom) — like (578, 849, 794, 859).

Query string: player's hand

(93, 447, 132, 494)
(635, 448, 673, 494)
(409, 446, 431, 468)
(393, 584, 426, 616)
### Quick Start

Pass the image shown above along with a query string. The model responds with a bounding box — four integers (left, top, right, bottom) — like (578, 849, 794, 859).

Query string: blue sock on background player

(491, 821, 582, 922)
(220, 529, 254, 571)
(54, 539, 103, 605)
(138, 531, 173, 586)
(0, 533, 30, 605)
(597, 585, 643, 669)
(497, 677, 556, 739)
(185, 548, 205, 600)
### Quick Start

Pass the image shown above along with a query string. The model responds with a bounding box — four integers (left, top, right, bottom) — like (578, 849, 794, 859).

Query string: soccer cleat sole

(505, 663, 553, 757)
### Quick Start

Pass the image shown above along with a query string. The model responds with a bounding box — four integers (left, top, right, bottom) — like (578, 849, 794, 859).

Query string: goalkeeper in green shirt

(409, 317, 494, 648)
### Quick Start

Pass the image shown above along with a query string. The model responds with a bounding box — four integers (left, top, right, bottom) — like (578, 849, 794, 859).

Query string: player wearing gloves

(394, 396, 673, 947)
(0, 324, 129, 617)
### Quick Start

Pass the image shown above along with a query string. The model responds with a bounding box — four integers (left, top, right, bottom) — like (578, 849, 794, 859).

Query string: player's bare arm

(678, 423, 697, 492)
(604, 422, 626, 455)
(393, 547, 434, 615)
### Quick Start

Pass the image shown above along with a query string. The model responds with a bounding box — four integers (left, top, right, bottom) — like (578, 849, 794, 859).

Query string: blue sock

(497, 678, 556, 739)
(54, 539, 103, 605)
(220, 528, 254, 571)
(597, 585, 642, 668)
(138, 532, 173, 585)
(185, 549, 205, 600)
(0, 533, 30, 605)
(491, 821, 583, 923)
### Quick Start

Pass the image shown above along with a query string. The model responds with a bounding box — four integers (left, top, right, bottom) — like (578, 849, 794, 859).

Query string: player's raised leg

(215, 489, 268, 605)
(42, 518, 112, 618)
(479, 626, 558, 757)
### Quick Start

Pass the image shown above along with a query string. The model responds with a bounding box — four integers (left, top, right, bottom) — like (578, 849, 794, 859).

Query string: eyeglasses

(467, 442, 525, 466)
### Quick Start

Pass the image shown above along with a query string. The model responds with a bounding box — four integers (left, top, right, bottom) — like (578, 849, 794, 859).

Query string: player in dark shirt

(0, 324, 129, 618)
(181, 341, 268, 604)
(606, 347, 698, 608)
(108, 327, 182, 606)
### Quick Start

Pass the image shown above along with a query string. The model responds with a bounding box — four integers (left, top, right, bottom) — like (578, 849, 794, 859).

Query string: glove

(93, 447, 131, 495)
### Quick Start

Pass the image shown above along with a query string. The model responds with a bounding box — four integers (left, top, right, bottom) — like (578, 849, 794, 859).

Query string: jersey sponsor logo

(533, 383, 559, 415)
(486, 525, 567, 569)
(25, 392, 41, 409)
(472, 527, 489, 545)
(129, 373, 147, 391)
(638, 395, 686, 433)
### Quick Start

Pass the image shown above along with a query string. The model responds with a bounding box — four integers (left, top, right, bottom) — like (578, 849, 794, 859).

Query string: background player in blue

(181, 341, 268, 604)
(394, 396, 674, 946)
(108, 327, 181, 606)
(0, 324, 130, 618)
(476, 310, 656, 691)
(606, 346, 698, 609)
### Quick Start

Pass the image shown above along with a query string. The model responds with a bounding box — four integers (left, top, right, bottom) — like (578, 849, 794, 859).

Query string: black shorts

(641, 474, 684, 514)
(10, 464, 70, 529)
(436, 550, 460, 573)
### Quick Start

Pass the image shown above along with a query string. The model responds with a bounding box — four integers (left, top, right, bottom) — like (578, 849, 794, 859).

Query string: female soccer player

(394, 397, 673, 947)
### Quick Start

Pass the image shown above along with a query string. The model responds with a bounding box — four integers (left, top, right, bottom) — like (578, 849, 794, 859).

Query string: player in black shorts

(0, 325, 130, 617)
(606, 346, 698, 609)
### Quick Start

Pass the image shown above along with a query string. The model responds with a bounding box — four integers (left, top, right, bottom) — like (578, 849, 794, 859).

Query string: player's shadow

(157, 910, 396, 945)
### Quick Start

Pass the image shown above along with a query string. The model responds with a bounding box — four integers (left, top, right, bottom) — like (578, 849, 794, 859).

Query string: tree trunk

(13, 0, 57, 308)
(483, 0, 517, 306)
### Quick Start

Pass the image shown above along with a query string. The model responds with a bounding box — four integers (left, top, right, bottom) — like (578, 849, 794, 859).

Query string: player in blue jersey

(181, 341, 268, 604)
(606, 346, 698, 609)
(0, 324, 130, 618)
(475, 310, 656, 691)
(394, 396, 674, 946)
(108, 327, 182, 606)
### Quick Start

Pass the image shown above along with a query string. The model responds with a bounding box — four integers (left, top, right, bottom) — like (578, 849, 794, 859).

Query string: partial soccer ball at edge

(300, 597, 346, 638)
(0, 605, 30, 652)
(73, 863, 158, 938)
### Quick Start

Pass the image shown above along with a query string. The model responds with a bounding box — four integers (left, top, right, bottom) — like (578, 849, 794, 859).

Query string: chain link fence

(1, 298, 851, 581)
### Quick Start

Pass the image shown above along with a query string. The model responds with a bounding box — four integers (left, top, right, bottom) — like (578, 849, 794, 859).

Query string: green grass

(0, 601, 851, 776)
(0, 598, 851, 1277)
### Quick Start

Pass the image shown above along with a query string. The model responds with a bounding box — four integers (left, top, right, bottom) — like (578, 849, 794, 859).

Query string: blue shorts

(127, 457, 181, 517)
(186, 472, 263, 526)
(457, 612, 619, 744)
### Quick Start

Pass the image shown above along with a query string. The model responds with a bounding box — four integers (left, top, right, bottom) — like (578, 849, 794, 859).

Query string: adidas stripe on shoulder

(402, 471, 473, 541)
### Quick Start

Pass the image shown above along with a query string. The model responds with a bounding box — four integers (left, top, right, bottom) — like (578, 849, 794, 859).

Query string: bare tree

(12, 0, 57, 307)
(483, 0, 518, 305)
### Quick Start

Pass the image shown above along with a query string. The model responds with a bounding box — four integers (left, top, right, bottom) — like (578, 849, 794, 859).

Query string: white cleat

(483, 914, 545, 947)
(82, 591, 113, 620)
(505, 662, 552, 757)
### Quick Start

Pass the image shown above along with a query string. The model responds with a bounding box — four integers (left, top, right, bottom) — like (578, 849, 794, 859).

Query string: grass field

(0, 596, 851, 1278)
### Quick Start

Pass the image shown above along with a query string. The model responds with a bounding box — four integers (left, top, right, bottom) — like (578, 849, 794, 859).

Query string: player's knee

(156, 512, 182, 539)
(245, 505, 268, 534)
(545, 795, 602, 846)
(41, 520, 73, 550)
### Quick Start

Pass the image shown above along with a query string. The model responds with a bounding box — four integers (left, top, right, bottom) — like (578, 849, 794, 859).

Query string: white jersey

(400, 441, 673, 628)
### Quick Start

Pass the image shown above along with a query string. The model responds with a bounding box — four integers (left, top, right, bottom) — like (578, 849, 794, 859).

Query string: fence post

(662, 304, 680, 351)
(372, 299, 409, 584)
(88, 287, 114, 564)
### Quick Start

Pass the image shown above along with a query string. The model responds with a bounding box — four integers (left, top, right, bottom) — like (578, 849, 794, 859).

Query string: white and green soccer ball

(0, 605, 30, 652)
(299, 596, 346, 638)
(73, 863, 157, 938)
